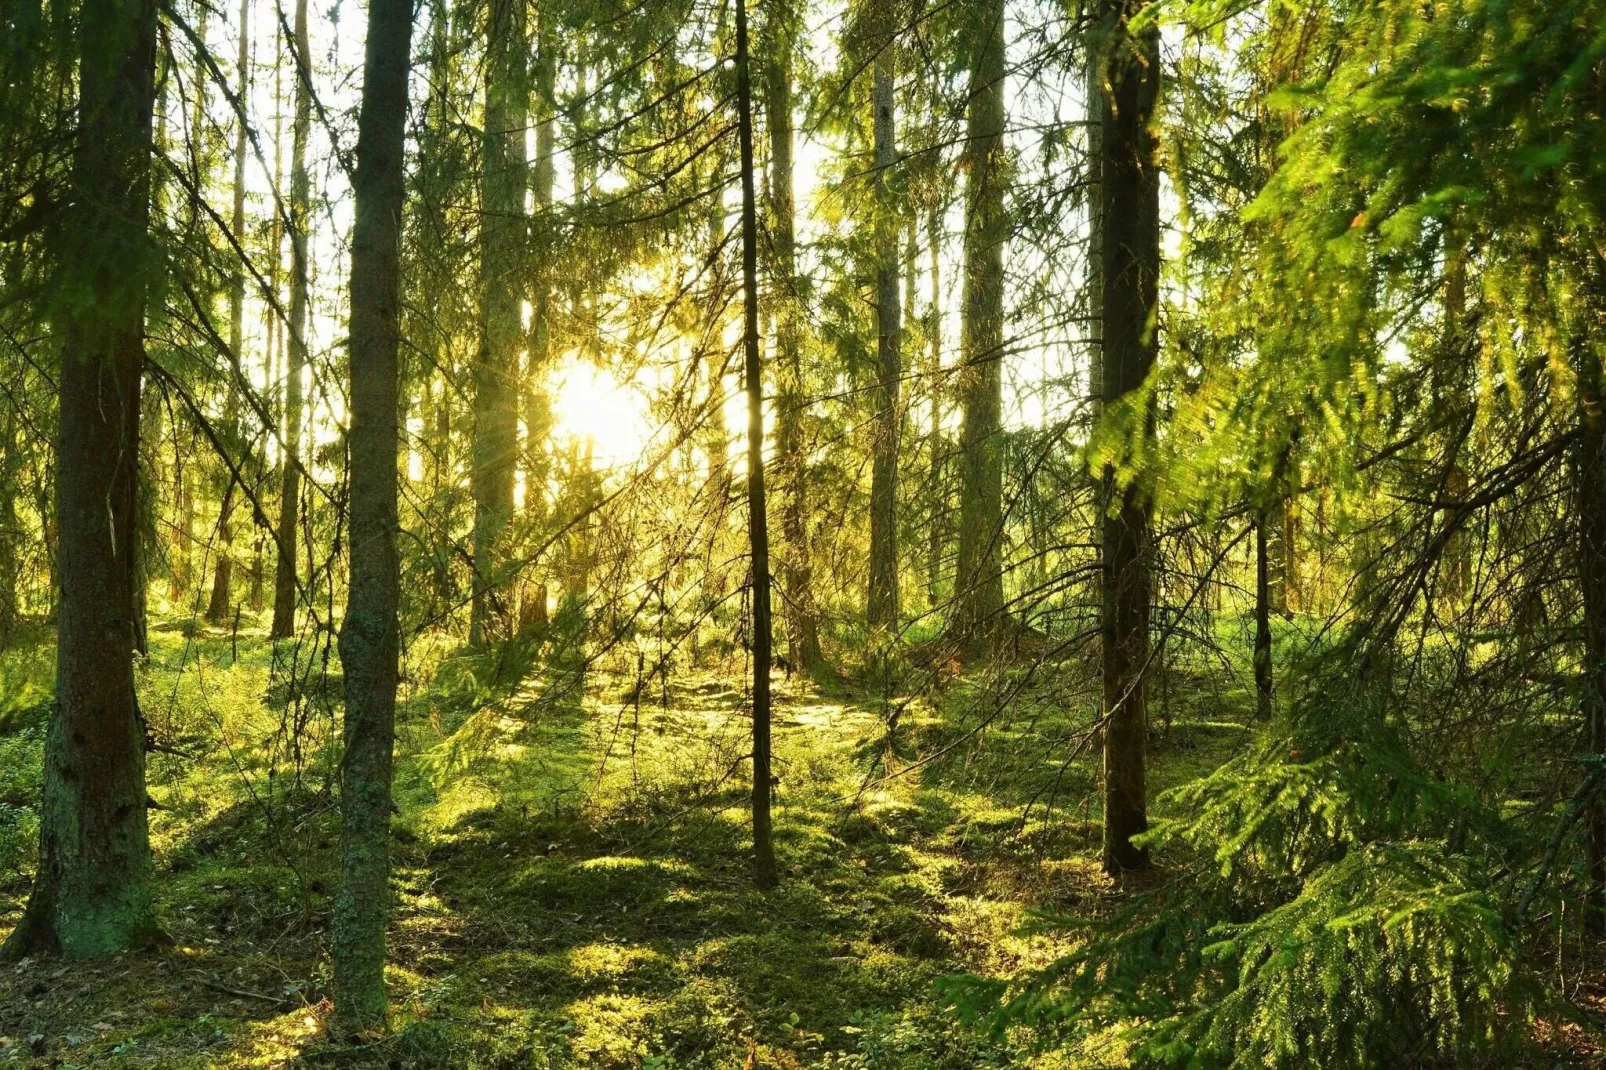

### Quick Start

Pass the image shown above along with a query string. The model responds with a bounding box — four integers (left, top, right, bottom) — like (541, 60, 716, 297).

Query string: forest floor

(0, 619, 1283, 1068)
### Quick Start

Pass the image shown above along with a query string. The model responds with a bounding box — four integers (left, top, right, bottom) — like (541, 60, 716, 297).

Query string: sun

(547, 355, 654, 470)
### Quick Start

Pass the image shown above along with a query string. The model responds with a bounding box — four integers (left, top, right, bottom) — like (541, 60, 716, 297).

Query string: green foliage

(943, 693, 1542, 1068)
(0, 725, 43, 882)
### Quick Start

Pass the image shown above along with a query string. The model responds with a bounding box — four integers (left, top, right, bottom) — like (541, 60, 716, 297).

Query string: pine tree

(332, 0, 413, 1026)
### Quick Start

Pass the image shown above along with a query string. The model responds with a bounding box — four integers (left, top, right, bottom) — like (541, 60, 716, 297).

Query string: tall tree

(1577, 284, 1606, 933)
(951, 0, 1006, 654)
(2, 0, 162, 959)
(332, 0, 412, 1025)
(764, 0, 824, 674)
(470, 0, 527, 645)
(1254, 516, 1273, 719)
(207, 0, 252, 625)
(736, 0, 778, 890)
(271, 0, 312, 641)
(1097, 0, 1160, 875)
(866, 13, 900, 632)
(0, 399, 18, 646)
(520, 18, 557, 634)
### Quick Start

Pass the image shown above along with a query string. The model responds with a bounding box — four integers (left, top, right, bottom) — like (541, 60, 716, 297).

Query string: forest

(0, 0, 1604, 1064)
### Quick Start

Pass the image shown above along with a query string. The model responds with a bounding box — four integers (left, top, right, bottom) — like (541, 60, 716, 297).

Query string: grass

(0, 617, 1257, 1069)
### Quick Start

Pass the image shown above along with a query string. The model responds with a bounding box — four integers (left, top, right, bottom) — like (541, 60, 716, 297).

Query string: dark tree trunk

(1098, 0, 1160, 876)
(952, 0, 1006, 654)
(332, 0, 412, 1026)
(1577, 328, 1606, 935)
(471, 0, 526, 646)
(867, 36, 900, 633)
(206, 481, 236, 624)
(764, 0, 824, 675)
(0, 403, 19, 646)
(737, 0, 778, 890)
(1254, 516, 1273, 720)
(3, 0, 162, 960)
(271, 0, 312, 641)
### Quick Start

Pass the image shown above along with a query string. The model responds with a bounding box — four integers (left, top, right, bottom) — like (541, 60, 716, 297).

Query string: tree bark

(952, 0, 1006, 654)
(470, 0, 526, 646)
(1098, 0, 1159, 876)
(1577, 326, 1606, 935)
(1254, 515, 1273, 720)
(332, 0, 412, 1026)
(207, 0, 251, 625)
(3, 0, 162, 960)
(520, 21, 556, 635)
(0, 402, 18, 646)
(736, 0, 778, 890)
(271, 0, 312, 641)
(764, 1, 824, 675)
(925, 204, 945, 609)
(867, 36, 900, 633)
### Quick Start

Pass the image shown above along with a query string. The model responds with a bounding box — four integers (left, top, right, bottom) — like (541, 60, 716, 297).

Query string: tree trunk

(764, 2, 824, 674)
(207, 0, 251, 625)
(271, 0, 312, 641)
(332, 0, 412, 1026)
(520, 22, 556, 635)
(952, 0, 1006, 654)
(1254, 515, 1273, 720)
(736, 0, 778, 890)
(2, 0, 161, 960)
(1577, 326, 1606, 935)
(867, 38, 901, 633)
(0, 402, 19, 646)
(470, 0, 526, 646)
(926, 204, 945, 609)
(1098, 0, 1160, 876)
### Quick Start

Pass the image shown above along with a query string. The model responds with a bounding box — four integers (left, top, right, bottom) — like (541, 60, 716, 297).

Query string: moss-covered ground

(0, 621, 1255, 1069)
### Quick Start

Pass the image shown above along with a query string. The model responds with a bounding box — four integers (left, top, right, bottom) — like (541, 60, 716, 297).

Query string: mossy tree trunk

(1098, 0, 1160, 876)
(471, 0, 526, 646)
(3, 0, 162, 961)
(952, 0, 1006, 655)
(332, 0, 412, 1027)
(764, 1, 825, 675)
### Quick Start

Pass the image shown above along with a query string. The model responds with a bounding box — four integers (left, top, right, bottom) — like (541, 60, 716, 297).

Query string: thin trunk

(1098, 0, 1160, 876)
(207, 0, 251, 624)
(331, 0, 412, 1026)
(272, 0, 312, 641)
(470, 0, 526, 645)
(171, 450, 194, 600)
(1, 404, 19, 646)
(2, 0, 161, 960)
(1254, 516, 1273, 720)
(867, 40, 900, 632)
(520, 23, 556, 634)
(736, 0, 778, 890)
(764, 1, 823, 674)
(1084, 52, 1104, 424)
(952, 0, 1006, 653)
(926, 204, 944, 609)
(1578, 317, 1606, 935)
